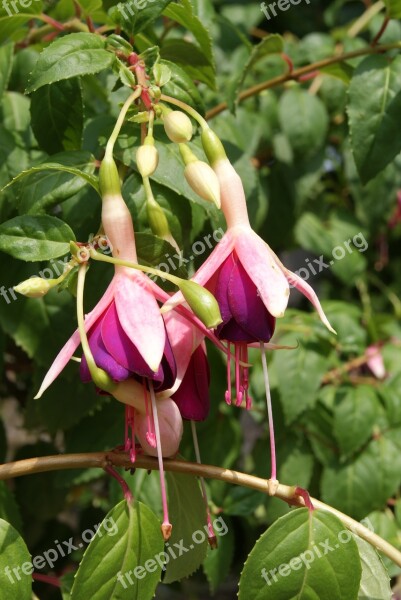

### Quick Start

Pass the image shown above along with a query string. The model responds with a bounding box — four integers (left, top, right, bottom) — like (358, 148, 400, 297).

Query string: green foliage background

(0, 0, 401, 598)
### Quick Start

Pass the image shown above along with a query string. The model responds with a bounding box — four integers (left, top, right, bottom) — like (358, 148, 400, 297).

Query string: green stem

(105, 88, 142, 159)
(160, 94, 209, 130)
(90, 248, 182, 286)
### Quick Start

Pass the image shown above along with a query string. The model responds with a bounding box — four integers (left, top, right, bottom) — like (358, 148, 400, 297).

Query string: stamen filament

(149, 380, 172, 540)
(260, 342, 277, 482)
(225, 342, 232, 404)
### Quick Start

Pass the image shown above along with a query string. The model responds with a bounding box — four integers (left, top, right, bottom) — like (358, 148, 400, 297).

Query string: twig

(206, 41, 401, 119)
(0, 452, 401, 568)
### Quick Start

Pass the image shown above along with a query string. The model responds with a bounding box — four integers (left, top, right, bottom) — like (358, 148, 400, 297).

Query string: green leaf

(135, 232, 188, 279)
(354, 535, 392, 599)
(203, 517, 234, 594)
(347, 54, 401, 183)
(71, 500, 163, 600)
(164, 0, 214, 65)
(0, 43, 13, 100)
(160, 39, 215, 89)
(0, 482, 23, 534)
(279, 88, 329, 159)
(320, 62, 354, 84)
(163, 472, 208, 584)
(26, 33, 115, 93)
(273, 335, 331, 424)
(0, 518, 31, 600)
(110, 0, 173, 34)
(30, 79, 83, 154)
(333, 386, 379, 459)
(384, 0, 401, 18)
(0, 215, 75, 261)
(321, 432, 401, 519)
(239, 508, 362, 600)
(3, 151, 99, 212)
(159, 60, 205, 114)
(76, 0, 102, 15)
(0, 2, 42, 43)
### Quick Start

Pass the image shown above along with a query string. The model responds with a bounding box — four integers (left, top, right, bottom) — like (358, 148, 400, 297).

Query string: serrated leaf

(0, 518, 31, 600)
(0, 215, 75, 261)
(279, 88, 329, 159)
(30, 79, 83, 154)
(347, 54, 401, 184)
(164, 0, 214, 65)
(163, 472, 208, 584)
(110, 0, 173, 34)
(2, 151, 99, 212)
(26, 33, 115, 93)
(239, 508, 361, 600)
(0, 43, 13, 99)
(71, 500, 163, 600)
(322, 432, 401, 519)
(0, 3, 42, 43)
(354, 534, 392, 599)
(333, 385, 379, 459)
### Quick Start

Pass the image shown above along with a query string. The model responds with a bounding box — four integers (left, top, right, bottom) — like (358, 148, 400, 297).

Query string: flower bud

(99, 154, 121, 196)
(147, 198, 170, 238)
(178, 280, 222, 329)
(184, 161, 221, 208)
(136, 144, 159, 178)
(163, 111, 193, 143)
(14, 277, 53, 298)
(201, 128, 227, 165)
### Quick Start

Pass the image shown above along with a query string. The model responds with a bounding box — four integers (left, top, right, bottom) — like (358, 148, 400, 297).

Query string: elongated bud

(14, 277, 54, 298)
(178, 280, 222, 329)
(136, 139, 159, 178)
(147, 197, 170, 237)
(184, 161, 221, 208)
(164, 110, 193, 143)
(99, 153, 121, 196)
(201, 128, 227, 165)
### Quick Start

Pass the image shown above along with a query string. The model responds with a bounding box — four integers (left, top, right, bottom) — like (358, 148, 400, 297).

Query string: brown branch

(1, 452, 401, 567)
(206, 42, 401, 120)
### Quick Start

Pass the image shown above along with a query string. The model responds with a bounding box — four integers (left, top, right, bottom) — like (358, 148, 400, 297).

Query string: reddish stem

(104, 465, 133, 502)
(371, 16, 390, 46)
(32, 573, 61, 588)
(298, 70, 319, 82)
(86, 16, 95, 33)
(281, 53, 294, 74)
(39, 13, 65, 31)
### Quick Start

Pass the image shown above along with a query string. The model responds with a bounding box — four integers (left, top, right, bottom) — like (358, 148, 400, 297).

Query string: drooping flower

(164, 130, 336, 482)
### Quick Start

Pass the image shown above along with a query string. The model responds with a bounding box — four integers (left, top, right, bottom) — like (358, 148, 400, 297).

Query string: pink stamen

(149, 380, 172, 540)
(124, 405, 131, 452)
(260, 342, 277, 481)
(235, 344, 243, 406)
(225, 342, 232, 404)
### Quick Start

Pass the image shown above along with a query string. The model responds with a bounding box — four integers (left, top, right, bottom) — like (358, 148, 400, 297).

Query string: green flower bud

(136, 144, 159, 178)
(164, 111, 193, 143)
(14, 277, 53, 298)
(99, 154, 121, 196)
(201, 128, 227, 165)
(147, 198, 170, 238)
(178, 280, 222, 329)
(184, 161, 221, 208)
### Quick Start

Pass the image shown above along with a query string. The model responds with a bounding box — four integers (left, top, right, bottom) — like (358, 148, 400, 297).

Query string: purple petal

(101, 302, 162, 381)
(154, 331, 177, 392)
(173, 346, 210, 421)
(228, 258, 275, 342)
(80, 316, 130, 383)
(214, 254, 236, 325)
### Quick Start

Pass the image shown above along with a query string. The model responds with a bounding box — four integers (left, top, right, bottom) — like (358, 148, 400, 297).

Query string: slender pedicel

(260, 342, 277, 482)
(149, 380, 172, 541)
